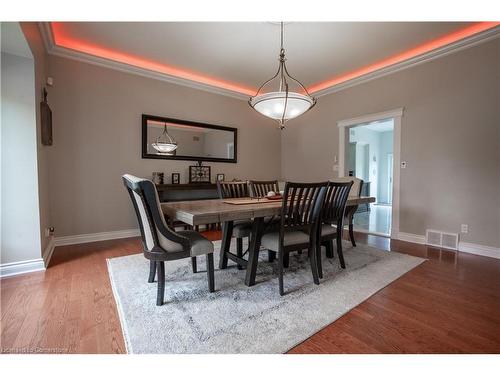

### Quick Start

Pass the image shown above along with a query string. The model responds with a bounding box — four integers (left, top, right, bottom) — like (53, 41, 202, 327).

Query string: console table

(156, 183, 219, 230)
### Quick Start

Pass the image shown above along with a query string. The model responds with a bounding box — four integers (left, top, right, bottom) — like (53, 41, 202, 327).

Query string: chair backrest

(249, 180, 280, 198)
(279, 182, 328, 236)
(122, 174, 189, 255)
(322, 181, 353, 226)
(217, 181, 250, 199)
(331, 176, 363, 197)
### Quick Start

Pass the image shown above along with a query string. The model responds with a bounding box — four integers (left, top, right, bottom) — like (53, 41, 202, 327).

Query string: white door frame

(337, 108, 404, 239)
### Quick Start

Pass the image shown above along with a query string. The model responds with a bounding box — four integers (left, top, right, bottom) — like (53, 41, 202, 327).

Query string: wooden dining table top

(161, 196, 376, 226)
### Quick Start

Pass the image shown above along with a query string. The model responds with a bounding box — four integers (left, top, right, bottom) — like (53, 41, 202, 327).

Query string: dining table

(162, 195, 376, 287)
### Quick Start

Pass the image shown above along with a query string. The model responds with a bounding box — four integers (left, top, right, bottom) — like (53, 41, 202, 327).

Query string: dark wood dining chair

(317, 181, 353, 277)
(249, 180, 280, 198)
(123, 174, 215, 306)
(260, 182, 328, 295)
(216, 181, 253, 269)
(331, 177, 363, 247)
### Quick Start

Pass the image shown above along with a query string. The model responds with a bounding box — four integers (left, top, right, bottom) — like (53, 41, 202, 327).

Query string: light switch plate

(401, 161, 407, 169)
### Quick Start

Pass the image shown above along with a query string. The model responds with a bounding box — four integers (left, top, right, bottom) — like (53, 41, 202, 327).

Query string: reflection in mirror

(142, 115, 237, 163)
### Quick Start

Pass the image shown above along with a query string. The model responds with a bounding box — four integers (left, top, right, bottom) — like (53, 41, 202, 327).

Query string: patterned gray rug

(107, 240, 424, 353)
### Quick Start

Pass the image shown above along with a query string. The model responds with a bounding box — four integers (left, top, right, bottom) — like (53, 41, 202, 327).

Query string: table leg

(219, 221, 234, 269)
(245, 217, 265, 286)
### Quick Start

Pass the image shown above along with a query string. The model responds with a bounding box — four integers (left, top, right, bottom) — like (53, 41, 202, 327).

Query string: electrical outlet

(461, 224, 468, 234)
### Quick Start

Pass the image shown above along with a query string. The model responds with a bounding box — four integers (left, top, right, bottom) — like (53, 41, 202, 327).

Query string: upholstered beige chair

(331, 176, 363, 247)
(123, 174, 215, 306)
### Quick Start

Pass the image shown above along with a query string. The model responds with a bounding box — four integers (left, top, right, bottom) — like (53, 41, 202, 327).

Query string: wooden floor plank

(1, 231, 499, 354)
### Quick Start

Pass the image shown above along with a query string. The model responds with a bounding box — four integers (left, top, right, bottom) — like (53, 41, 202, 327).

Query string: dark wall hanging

(40, 88, 52, 146)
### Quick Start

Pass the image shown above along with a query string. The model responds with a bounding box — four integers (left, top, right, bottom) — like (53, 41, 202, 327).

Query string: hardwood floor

(1, 231, 499, 354)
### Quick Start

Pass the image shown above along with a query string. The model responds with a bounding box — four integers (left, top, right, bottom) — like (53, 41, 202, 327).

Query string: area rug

(107, 240, 425, 353)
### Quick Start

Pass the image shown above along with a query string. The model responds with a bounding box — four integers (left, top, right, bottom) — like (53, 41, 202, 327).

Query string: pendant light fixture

(249, 22, 316, 129)
(151, 122, 178, 154)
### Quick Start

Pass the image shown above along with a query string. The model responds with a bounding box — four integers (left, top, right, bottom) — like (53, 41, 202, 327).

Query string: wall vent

(425, 229, 459, 250)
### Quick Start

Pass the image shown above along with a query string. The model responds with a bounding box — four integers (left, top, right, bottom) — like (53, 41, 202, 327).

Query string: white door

(387, 153, 393, 205)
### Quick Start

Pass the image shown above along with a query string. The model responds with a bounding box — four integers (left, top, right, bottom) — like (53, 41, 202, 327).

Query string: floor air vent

(425, 229, 459, 250)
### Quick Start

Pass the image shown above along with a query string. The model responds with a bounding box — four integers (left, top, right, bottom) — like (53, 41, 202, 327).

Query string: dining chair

(260, 182, 328, 296)
(249, 180, 280, 198)
(331, 177, 363, 247)
(122, 174, 215, 306)
(216, 181, 253, 269)
(317, 181, 353, 277)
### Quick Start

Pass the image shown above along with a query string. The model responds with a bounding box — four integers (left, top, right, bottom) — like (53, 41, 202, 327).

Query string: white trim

(0, 259, 45, 278)
(352, 228, 391, 238)
(395, 232, 500, 260)
(54, 228, 140, 246)
(337, 108, 404, 128)
(337, 108, 403, 239)
(314, 27, 500, 98)
(396, 232, 426, 244)
(459, 242, 500, 260)
(42, 237, 55, 268)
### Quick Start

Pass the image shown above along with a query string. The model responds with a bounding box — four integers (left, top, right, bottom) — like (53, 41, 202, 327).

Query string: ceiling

(46, 22, 499, 96)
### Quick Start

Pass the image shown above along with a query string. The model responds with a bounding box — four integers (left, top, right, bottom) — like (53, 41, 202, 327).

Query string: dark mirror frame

(141, 114, 238, 163)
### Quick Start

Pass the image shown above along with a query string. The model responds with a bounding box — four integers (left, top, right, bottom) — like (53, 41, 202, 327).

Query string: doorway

(337, 108, 403, 239)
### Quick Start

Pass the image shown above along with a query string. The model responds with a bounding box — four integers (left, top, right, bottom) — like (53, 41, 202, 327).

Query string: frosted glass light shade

(250, 91, 315, 121)
(152, 142, 178, 154)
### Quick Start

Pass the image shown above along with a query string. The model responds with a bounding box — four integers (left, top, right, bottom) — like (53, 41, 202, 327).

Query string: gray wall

(1, 52, 42, 263)
(282, 38, 500, 247)
(47, 55, 281, 237)
(20, 22, 52, 258)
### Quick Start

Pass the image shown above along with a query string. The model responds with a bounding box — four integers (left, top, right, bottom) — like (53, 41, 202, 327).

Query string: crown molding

(38, 23, 500, 101)
(313, 26, 500, 98)
(37, 22, 249, 101)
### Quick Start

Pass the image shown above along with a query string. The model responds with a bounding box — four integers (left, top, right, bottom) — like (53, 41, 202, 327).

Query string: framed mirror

(142, 114, 237, 163)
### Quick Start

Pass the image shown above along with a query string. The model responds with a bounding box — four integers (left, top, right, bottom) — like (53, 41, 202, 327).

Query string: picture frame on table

(171, 173, 180, 184)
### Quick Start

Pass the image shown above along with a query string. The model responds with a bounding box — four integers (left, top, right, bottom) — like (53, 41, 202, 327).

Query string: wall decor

(40, 88, 53, 145)
(171, 173, 180, 184)
(216, 173, 225, 182)
(152, 172, 164, 185)
(189, 162, 211, 184)
(142, 114, 237, 163)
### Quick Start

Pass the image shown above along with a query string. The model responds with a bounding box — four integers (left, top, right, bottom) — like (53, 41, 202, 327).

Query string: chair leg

(148, 260, 156, 283)
(268, 250, 276, 262)
(349, 223, 356, 247)
(325, 240, 334, 258)
(298, 249, 303, 255)
(278, 250, 285, 296)
(316, 244, 323, 279)
(283, 253, 290, 268)
(336, 234, 346, 269)
(206, 253, 215, 292)
(309, 246, 320, 285)
(236, 237, 244, 270)
(191, 256, 197, 273)
(156, 261, 165, 306)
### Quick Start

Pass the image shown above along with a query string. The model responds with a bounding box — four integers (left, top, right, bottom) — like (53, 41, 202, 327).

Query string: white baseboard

(394, 231, 500, 260)
(458, 242, 500, 260)
(0, 258, 46, 278)
(394, 232, 426, 244)
(54, 228, 140, 247)
(42, 237, 55, 267)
